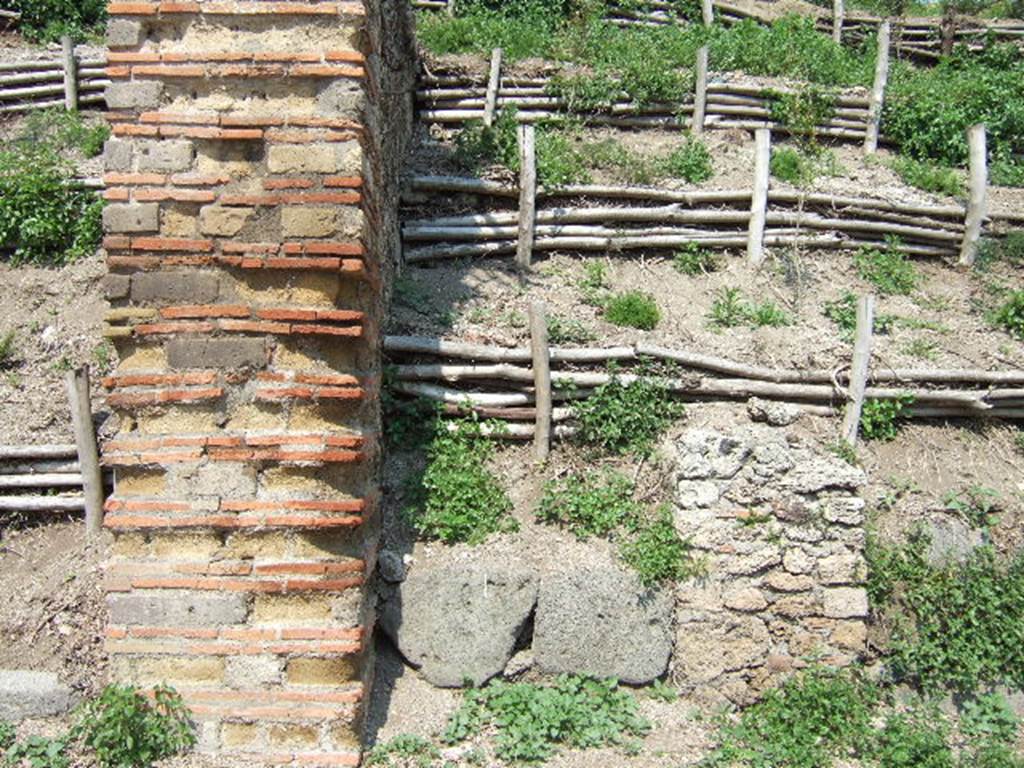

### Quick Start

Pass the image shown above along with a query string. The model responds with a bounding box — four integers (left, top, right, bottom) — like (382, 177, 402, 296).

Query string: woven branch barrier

(0, 47, 108, 114)
(402, 173, 1020, 264)
(383, 335, 1024, 440)
(418, 71, 873, 141)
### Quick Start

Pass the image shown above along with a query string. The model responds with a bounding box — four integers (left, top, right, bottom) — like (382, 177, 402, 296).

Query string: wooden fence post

(747, 128, 771, 265)
(529, 302, 552, 461)
(701, 0, 714, 26)
(841, 295, 875, 448)
(959, 124, 988, 267)
(65, 367, 103, 538)
(863, 20, 890, 154)
(832, 0, 845, 43)
(483, 47, 503, 128)
(61, 35, 77, 111)
(446, 0, 455, 16)
(516, 124, 537, 271)
(693, 46, 709, 136)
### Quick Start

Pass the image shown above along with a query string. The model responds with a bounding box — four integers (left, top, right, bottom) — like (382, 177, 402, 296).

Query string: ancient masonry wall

(99, 1, 413, 764)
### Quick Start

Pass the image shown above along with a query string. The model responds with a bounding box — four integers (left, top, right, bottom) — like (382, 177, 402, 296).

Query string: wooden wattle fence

(0, 40, 108, 114)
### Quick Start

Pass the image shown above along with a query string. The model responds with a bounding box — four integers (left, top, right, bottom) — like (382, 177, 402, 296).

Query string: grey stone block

(101, 274, 131, 300)
(135, 140, 194, 173)
(379, 560, 537, 687)
(225, 656, 282, 688)
(108, 593, 249, 627)
(535, 566, 674, 685)
(131, 272, 220, 304)
(167, 338, 267, 370)
(107, 18, 144, 48)
(0, 670, 76, 722)
(104, 138, 132, 172)
(103, 203, 160, 234)
(105, 81, 163, 110)
(317, 80, 364, 119)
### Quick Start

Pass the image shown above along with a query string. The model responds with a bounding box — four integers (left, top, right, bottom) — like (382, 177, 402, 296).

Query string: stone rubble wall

(672, 425, 870, 706)
(99, 1, 413, 764)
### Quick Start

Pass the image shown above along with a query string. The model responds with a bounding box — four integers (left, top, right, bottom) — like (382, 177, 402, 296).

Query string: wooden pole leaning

(693, 46, 709, 136)
(959, 124, 988, 267)
(529, 302, 552, 462)
(864, 20, 890, 154)
(747, 128, 771, 265)
(833, 0, 845, 43)
(65, 366, 103, 538)
(516, 124, 538, 270)
(702, 0, 714, 26)
(483, 47, 502, 128)
(61, 35, 77, 111)
(841, 294, 875, 448)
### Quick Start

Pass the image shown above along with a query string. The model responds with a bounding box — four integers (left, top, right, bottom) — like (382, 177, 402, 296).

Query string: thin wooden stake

(483, 47, 503, 128)
(693, 46, 709, 136)
(841, 294, 875, 448)
(832, 0, 845, 43)
(959, 124, 988, 267)
(863, 20, 890, 154)
(747, 128, 770, 265)
(65, 367, 103, 538)
(701, 0, 714, 26)
(529, 302, 552, 462)
(446, 0, 456, 16)
(60, 35, 77, 111)
(516, 124, 537, 270)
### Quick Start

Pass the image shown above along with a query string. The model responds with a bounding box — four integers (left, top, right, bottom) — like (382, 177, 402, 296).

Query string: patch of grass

(854, 240, 920, 296)
(72, 684, 195, 768)
(455, 107, 521, 174)
(890, 155, 965, 197)
(770, 146, 815, 185)
(5, 736, 69, 768)
(873, 707, 953, 768)
(407, 418, 517, 545)
(708, 287, 791, 329)
(536, 470, 639, 540)
(662, 138, 713, 183)
(620, 508, 702, 587)
(604, 291, 661, 330)
(646, 679, 678, 703)
(979, 231, 1024, 268)
(3, 0, 106, 42)
(961, 692, 1020, 748)
(992, 290, 1024, 339)
(867, 531, 1024, 693)
(672, 243, 720, 275)
(0, 721, 15, 751)
(0, 332, 16, 368)
(708, 666, 879, 768)
(768, 85, 837, 144)
(823, 291, 897, 340)
(902, 338, 939, 361)
(583, 136, 713, 185)
(859, 395, 914, 442)
(546, 314, 596, 344)
(944, 485, 1002, 529)
(829, 440, 859, 466)
(442, 675, 650, 763)
(536, 125, 592, 186)
(573, 370, 684, 456)
(20, 110, 111, 159)
(365, 734, 440, 767)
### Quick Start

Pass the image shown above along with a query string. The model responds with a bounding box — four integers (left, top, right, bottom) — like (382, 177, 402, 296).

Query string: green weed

(573, 370, 684, 455)
(546, 314, 596, 344)
(890, 155, 965, 197)
(992, 290, 1024, 339)
(768, 85, 836, 143)
(584, 137, 713, 185)
(770, 146, 814, 185)
(0, 332, 15, 367)
(944, 485, 1002, 529)
(620, 508, 702, 587)
(3, 0, 106, 42)
(536, 470, 639, 539)
(0, 722, 14, 751)
(646, 679, 678, 703)
(5, 736, 69, 768)
(604, 291, 661, 330)
(364, 734, 440, 767)
(859, 395, 914, 441)
(902, 338, 939, 361)
(407, 418, 517, 545)
(854, 240, 920, 296)
(443, 675, 650, 763)
(873, 707, 953, 768)
(823, 291, 896, 340)
(672, 243, 720, 275)
(708, 287, 791, 329)
(662, 138, 714, 183)
(20, 110, 111, 159)
(961, 692, 1020, 748)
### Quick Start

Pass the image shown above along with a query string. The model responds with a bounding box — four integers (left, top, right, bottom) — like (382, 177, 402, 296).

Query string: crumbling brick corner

(99, 1, 415, 764)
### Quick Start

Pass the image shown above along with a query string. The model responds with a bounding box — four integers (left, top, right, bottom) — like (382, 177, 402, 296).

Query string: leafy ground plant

(673, 243, 720, 275)
(890, 155, 965, 197)
(546, 313, 596, 344)
(5, 736, 69, 768)
(407, 417, 517, 545)
(364, 734, 440, 767)
(620, 508, 702, 586)
(708, 287, 791, 329)
(823, 291, 896, 340)
(854, 240, 919, 296)
(573, 370, 684, 455)
(2, 0, 106, 42)
(604, 290, 661, 330)
(873, 706, 953, 768)
(0, 332, 16, 367)
(992, 290, 1024, 339)
(443, 675, 650, 763)
(859, 395, 914, 441)
(536, 470, 640, 539)
(944, 485, 1002, 528)
(72, 684, 195, 768)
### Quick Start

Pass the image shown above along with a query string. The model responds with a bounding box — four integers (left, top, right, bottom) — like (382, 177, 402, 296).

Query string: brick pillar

(99, 2, 412, 764)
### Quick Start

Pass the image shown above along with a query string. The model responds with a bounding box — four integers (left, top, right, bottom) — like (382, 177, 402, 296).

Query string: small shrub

(0, 721, 15, 751)
(442, 676, 650, 763)
(620, 509, 701, 587)
(3, 0, 107, 42)
(72, 684, 195, 768)
(823, 291, 896, 340)
(5, 736, 69, 768)
(944, 485, 1002, 529)
(662, 138, 713, 183)
(768, 85, 837, 144)
(859, 395, 914, 442)
(546, 314, 595, 344)
(993, 290, 1024, 339)
(574, 371, 684, 455)
(854, 240, 920, 296)
(672, 243, 719, 275)
(536, 471, 639, 539)
(902, 338, 939, 360)
(409, 418, 517, 545)
(979, 231, 1024, 268)
(20, 110, 111, 159)
(890, 155, 965, 197)
(455, 108, 520, 174)
(961, 692, 1020, 748)
(770, 146, 815, 185)
(604, 291, 660, 330)
(708, 287, 791, 329)
(536, 126, 591, 187)
(873, 708, 953, 768)
(748, 300, 791, 328)
(364, 734, 440, 767)
(0, 332, 15, 367)
(708, 666, 879, 768)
